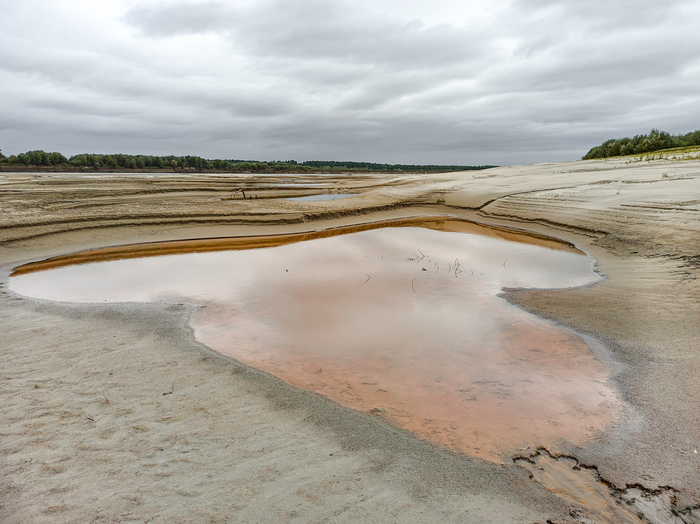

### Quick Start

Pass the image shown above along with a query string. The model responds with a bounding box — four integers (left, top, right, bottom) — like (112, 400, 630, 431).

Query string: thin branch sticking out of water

(408, 248, 427, 262)
(364, 273, 372, 283)
(411, 278, 416, 293)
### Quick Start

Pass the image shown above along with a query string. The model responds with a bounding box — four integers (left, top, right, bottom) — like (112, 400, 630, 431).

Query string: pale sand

(1, 157, 698, 522)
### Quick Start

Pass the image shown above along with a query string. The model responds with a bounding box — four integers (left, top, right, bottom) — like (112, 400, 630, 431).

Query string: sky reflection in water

(10, 224, 623, 461)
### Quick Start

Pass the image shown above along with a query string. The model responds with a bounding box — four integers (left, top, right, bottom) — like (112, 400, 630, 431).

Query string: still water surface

(10, 219, 622, 461)
(286, 193, 357, 201)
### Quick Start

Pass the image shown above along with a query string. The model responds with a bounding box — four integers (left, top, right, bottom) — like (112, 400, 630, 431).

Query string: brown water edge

(9, 218, 624, 465)
(11, 216, 581, 276)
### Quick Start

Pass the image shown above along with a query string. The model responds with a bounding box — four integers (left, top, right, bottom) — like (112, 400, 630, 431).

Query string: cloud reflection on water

(10, 224, 623, 461)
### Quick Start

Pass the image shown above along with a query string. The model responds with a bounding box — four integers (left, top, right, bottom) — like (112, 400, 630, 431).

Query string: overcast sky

(1, 0, 699, 165)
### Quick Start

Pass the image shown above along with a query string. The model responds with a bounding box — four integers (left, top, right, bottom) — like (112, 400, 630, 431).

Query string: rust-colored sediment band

(11, 216, 582, 276)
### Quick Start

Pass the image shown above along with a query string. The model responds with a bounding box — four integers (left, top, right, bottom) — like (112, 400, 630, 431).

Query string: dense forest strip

(0, 150, 495, 174)
(583, 128, 700, 159)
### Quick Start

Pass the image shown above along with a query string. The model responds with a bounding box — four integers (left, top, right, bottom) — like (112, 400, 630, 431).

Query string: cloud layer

(1, 0, 699, 165)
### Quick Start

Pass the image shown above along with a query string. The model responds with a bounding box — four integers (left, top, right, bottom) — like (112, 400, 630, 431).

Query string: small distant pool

(264, 182, 330, 187)
(287, 193, 357, 202)
(274, 179, 330, 185)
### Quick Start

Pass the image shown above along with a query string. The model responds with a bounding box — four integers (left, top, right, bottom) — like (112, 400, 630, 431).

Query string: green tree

(583, 128, 700, 159)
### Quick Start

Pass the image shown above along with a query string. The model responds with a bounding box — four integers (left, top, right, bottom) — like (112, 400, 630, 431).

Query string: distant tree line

(0, 150, 69, 166)
(583, 129, 700, 159)
(0, 150, 495, 173)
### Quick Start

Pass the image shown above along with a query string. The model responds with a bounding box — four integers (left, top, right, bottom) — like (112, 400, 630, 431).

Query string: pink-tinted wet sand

(10, 219, 624, 462)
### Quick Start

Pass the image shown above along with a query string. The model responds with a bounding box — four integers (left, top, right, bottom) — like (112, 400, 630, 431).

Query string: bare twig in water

(416, 249, 426, 261)
(503, 259, 507, 269)
(364, 273, 372, 283)
(411, 278, 416, 293)
(452, 257, 461, 277)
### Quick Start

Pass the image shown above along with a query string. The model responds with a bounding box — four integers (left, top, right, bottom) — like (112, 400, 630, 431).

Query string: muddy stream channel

(12, 218, 655, 522)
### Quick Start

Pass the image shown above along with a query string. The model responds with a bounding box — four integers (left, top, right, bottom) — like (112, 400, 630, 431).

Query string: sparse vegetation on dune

(583, 128, 700, 159)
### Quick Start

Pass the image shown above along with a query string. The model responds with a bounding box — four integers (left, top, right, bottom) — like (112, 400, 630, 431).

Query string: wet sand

(1, 157, 699, 522)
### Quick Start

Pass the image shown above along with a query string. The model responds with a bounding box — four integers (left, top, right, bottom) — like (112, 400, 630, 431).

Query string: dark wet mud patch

(11, 218, 624, 463)
(514, 448, 698, 524)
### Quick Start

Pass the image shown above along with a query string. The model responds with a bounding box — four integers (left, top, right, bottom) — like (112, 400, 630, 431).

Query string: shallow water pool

(10, 218, 622, 461)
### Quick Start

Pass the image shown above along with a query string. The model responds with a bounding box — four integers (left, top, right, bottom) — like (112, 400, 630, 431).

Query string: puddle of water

(286, 193, 357, 201)
(263, 182, 330, 187)
(220, 172, 359, 177)
(10, 219, 623, 462)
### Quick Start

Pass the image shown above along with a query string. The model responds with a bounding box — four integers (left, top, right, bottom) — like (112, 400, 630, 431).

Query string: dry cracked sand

(1, 156, 698, 523)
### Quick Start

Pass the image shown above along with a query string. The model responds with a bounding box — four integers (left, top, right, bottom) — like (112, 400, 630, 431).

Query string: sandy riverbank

(1, 157, 698, 522)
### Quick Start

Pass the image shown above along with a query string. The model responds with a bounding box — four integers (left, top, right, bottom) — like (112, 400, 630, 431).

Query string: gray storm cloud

(0, 0, 698, 165)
